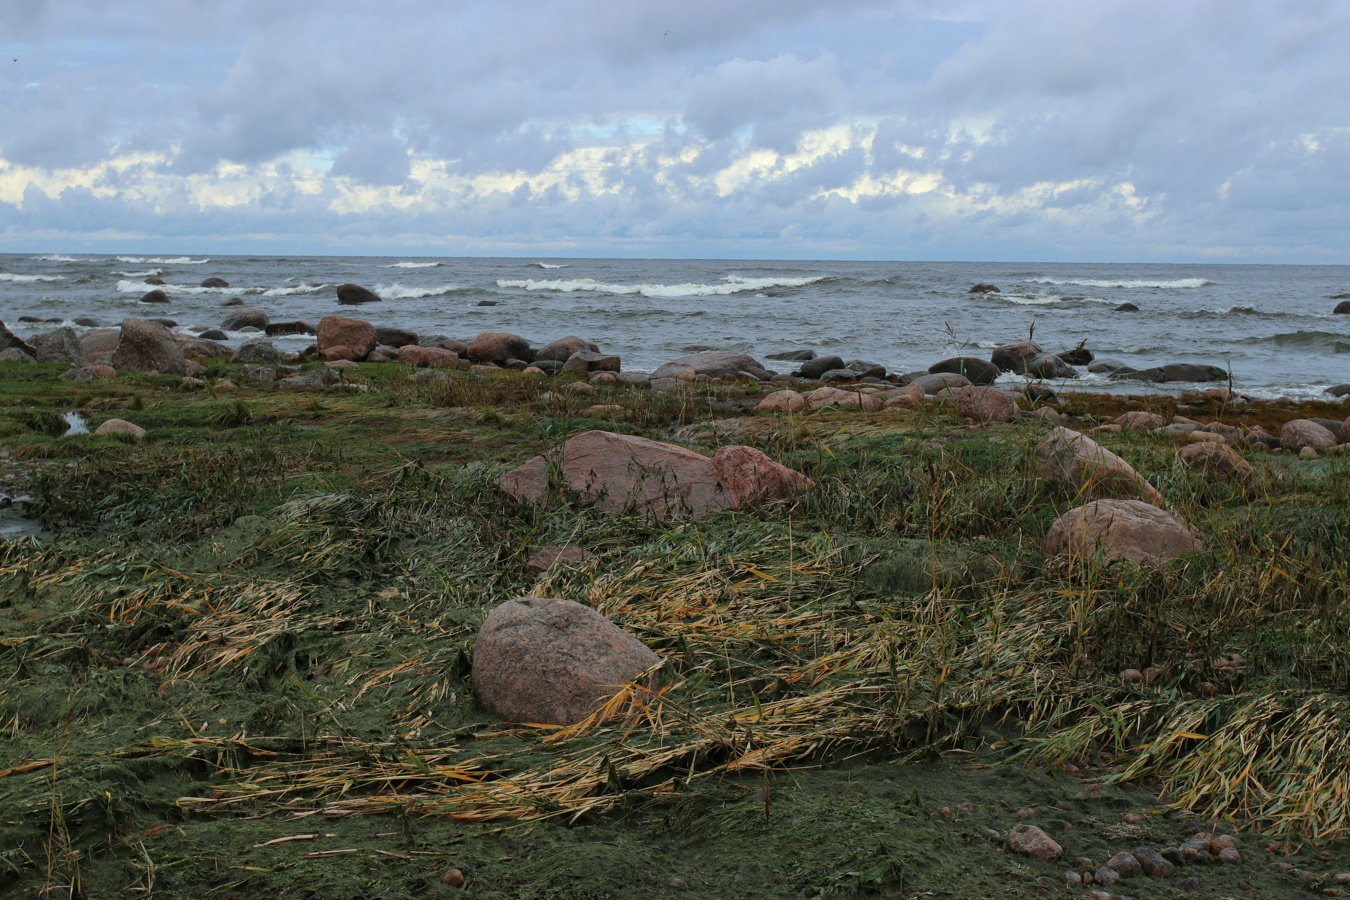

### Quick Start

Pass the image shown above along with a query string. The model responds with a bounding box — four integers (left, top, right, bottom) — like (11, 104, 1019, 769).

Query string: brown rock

(943, 385, 1017, 423)
(536, 335, 599, 363)
(0, 321, 37, 357)
(1341, 417, 1350, 445)
(710, 445, 814, 505)
(990, 338, 1043, 373)
(110, 318, 187, 376)
(77, 328, 119, 364)
(1006, 824, 1063, 863)
(317, 316, 377, 360)
(1035, 427, 1165, 506)
(265, 320, 316, 337)
(525, 546, 596, 576)
(467, 332, 534, 365)
(1045, 499, 1205, 566)
(562, 351, 621, 374)
(1280, 419, 1338, 452)
(221, 306, 269, 331)
(804, 387, 883, 411)
(911, 372, 970, 395)
(1106, 851, 1141, 877)
(200, 276, 230, 288)
(651, 350, 770, 382)
(29, 327, 87, 365)
(1133, 845, 1176, 876)
(1112, 411, 1166, 430)
(473, 596, 661, 726)
(1179, 442, 1255, 484)
(139, 289, 169, 304)
(928, 356, 1001, 385)
(398, 345, 458, 368)
(94, 418, 146, 441)
(323, 345, 356, 362)
(757, 389, 806, 413)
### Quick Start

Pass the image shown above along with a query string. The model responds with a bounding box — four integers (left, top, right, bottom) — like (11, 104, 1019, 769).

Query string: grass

(1, 358, 1349, 897)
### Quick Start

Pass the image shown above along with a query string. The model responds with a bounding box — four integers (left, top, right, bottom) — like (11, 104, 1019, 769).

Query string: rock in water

(1045, 499, 1205, 566)
(535, 335, 599, 363)
(473, 596, 661, 726)
(467, 332, 534, 365)
(1335, 300, 1350, 314)
(928, 356, 1001, 386)
(990, 339, 1043, 373)
(139, 289, 169, 304)
(200, 276, 230, 288)
(336, 283, 381, 305)
(968, 283, 1001, 294)
(110, 318, 186, 376)
(1035, 427, 1164, 506)
(221, 307, 269, 330)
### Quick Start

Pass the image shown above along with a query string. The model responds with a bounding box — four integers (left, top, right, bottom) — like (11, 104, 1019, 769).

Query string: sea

(2, 254, 1348, 401)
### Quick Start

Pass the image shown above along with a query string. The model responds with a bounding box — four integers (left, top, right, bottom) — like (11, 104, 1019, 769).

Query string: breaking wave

(379, 261, 441, 268)
(112, 269, 163, 278)
(1023, 277, 1212, 289)
(0, 273, 63, 282)
(34, 255, 81, 262)
(529, 262, 568, 269)
(373, 282, 467, 299)
(115, 256, 210, 265)
(496, 274, 827, 299)
(989, 293, 1114, 307)
(262, 283, 332, 296)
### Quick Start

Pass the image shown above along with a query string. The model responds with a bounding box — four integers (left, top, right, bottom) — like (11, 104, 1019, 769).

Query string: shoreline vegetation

(2, 306, 1350, 898)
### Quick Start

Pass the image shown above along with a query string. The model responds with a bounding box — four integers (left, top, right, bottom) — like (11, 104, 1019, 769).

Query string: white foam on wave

(112, 269, 163, 278)
(374, 282, 464, 300)
(116, 279, 252, 294)
(262, 283, 331, 296)
(1023, 277, 1212, 289)
(996, 293, 1114, 306)
(116, 256, 210, 265)
(530, 262, 568, 269)
(496, 274, 827, 299)
(379, 261, 442, 268)
(0, 273, 63, 282)
(35, 254, 81, 262)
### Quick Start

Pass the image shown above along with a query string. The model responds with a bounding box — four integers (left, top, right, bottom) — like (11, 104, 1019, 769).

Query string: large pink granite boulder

(1045, 499, 1205, 566)
(943, 385, 1017, 423)
(317, 316, 377, 360)
(710, 445, 815, 505)
(467, 332, 533, 365)
(1179, 442, 1255, 484)
(1280, 419, 1337, 453)
(473, 596, 661, 726)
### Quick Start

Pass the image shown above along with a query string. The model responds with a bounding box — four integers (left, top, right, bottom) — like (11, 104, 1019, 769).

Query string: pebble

(1094, 865, 1122, 887)
(440, 868, 465, 888)
(1217, 846, 1241, 864)
(1106, 850, 1142, 877)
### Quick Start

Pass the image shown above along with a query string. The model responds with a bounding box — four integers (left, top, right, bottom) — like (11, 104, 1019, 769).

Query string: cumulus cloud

(0, 0, 1348, 260)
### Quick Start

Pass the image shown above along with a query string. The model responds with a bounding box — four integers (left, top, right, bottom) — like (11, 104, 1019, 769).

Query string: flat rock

(524, 546, 596, 576)
(912, 372, 971, 395)
(562, 350, 621, 374)
(709, 445, 815, 505)
(473, 596, 661, 726)
(652, 350, 770, 382)
(1045, 499, 1205, 566)
(1035, 427, 1164, 506)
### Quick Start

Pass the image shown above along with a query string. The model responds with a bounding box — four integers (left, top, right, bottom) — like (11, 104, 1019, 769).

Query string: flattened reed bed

(3, 370, 1350, 896)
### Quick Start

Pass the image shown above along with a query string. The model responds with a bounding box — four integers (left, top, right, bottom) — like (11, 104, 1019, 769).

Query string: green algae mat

(2, 360, 1350, 898)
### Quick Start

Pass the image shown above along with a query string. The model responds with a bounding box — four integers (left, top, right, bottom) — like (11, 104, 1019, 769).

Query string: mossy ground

(2, 360, 1349, 898)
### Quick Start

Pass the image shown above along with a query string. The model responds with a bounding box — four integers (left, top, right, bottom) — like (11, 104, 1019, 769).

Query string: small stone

(1300, 446, 1319, 459)
(1217, 846, 1241, 864)
(1094, 865, 1121, 887)
(1201, 681, 1218, 698)
(1063, 871, 1082, 886)
(1209, 834, 1239, 853)
(1134, 845, 1177, 877)
(667, 877, 686, 889)
(1124, 811, 1148, 824)
(440, 868, 465, 888)
(1014, 806, 1035, 820)
(1121, 668, 1144, 684)
(1006, 823, 1063, 863)
(1106, 851, 1142, 877)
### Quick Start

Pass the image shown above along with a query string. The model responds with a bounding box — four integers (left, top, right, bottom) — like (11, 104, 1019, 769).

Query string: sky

(1, 0, 1348, 261)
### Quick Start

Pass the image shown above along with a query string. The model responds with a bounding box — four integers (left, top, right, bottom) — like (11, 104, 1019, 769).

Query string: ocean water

(2, 254, 1348, 400)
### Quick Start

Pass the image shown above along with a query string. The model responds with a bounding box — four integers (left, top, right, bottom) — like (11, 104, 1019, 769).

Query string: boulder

(336, 283, 382, 305)
(177, 336, 232, 360)
(220, 296, 243, 306)
(928, 356, 1001, 386)
(1179, 442, 1255, 484)
(375, 326, 418, 348)
(0, 322, 36, 357)
(709, 445, 815, 505)
(397, 345, 458, 368)
(1045, 499, 1204, 566)
(803, 387, 883, 411)
(139, 289, 169, 304)
(990, 339, 1043, 373)
(265, 320, 316, 337)
(1280, 419, 1338, 453)
(1034, 427, 1165, 506)
(0, 347, 35, 363)
(1005, 824, 1062, 863)
(467, 331, 534, 365)
(94, 418, 146, 441)
(1025, 353, 1078, 379)
(1341, 417, 1350, 444)
(651, 350, 771, 382)
(221, 307, 269, 331)
(797, 355, 846, 380)
(500, 430, 810, 519)
(239, 364, 276, 383)
(524, 546, 596, 577)
(316, 316, 377, 360)
(757, 390, 806, 414)
(73, 316, 100, 327)
(1116, 363, 1228, 383)
(145, 276, 166, 286)
(198, 329, 229, 341)
(1115, 302, 1139, 312)
(28, 327, 87, 365)
(1335, 300, 1350, 314)
(766, 349, 816, 361)
(1057, 344, 1094, 366)
(536, 336, 599, 363)
(110, 318, 186, 376)
(943, 386, 1017, 423)
(911, 372, 971, 395)
(968, 283, 1001, 294)
(1112, 411, 1166, 430)
(79, 328, 120, 362)
(232, 339, 285, 365)
(200, 276, 230, 288)
(473, 596, 661, 726)
(562, 351, 621, 374)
